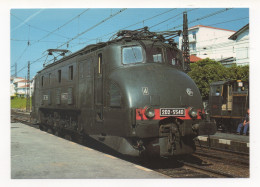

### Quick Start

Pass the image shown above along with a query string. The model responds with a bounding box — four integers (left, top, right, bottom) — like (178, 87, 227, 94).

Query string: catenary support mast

(182, 11, 191, 72)
(26, 61, 30, 112)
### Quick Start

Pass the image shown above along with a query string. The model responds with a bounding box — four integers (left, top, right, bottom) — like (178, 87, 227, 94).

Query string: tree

(188, 58, 249, 100)
(226, 64, 249, 82)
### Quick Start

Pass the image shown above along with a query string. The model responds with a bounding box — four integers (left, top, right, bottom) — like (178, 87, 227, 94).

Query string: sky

(10, 8, 249, 79)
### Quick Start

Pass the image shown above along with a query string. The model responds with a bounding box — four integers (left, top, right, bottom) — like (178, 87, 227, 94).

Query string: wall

(234, 29, 249, 66)
(179, 26, 236, 62)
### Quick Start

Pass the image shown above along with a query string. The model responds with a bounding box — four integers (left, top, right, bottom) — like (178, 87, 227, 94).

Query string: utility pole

(26, 61, 30, 112)
(182, 11, 191, 72)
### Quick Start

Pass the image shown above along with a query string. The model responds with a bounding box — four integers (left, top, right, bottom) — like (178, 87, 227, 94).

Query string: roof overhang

(228, 24, 249, 40)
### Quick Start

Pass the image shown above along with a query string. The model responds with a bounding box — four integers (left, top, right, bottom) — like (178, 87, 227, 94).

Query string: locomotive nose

(110, 63, 203, 109)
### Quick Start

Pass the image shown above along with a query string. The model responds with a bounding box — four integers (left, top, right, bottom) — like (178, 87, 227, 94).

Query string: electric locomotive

(31, 27, 216, 157)
(208, 80, 249, 132)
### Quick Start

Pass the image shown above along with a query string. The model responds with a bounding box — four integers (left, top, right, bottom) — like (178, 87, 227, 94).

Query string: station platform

(197, 132, 249, 153)
(11, 122, 168, 179)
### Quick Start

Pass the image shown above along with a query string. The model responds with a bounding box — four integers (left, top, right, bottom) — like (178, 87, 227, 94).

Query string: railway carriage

(31, 28, 216, 157)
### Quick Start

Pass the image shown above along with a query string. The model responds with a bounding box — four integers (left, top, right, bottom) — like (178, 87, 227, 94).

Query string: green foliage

(11, 97, 32, 109)
(226, 64, 249, 82)
(188, 58, 249, 100)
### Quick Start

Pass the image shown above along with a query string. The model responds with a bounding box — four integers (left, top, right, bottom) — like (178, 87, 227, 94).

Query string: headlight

(145, 107, 155, 119)
(189, 108, 198, 119)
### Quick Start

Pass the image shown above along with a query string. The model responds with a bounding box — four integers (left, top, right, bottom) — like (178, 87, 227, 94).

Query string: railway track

(11, 110, 35, 127)
(138, 150, 247, 178)
(11, 110, 249, 178)
(194, 147, 249, 166)
(179, 160, 237, 178)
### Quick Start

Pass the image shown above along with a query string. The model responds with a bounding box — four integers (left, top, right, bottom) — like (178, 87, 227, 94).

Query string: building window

(189, 43, 196, 51)
(69, 65, 73, 80)
(192, 31, 196, 40)
(58, 70, 61, 83)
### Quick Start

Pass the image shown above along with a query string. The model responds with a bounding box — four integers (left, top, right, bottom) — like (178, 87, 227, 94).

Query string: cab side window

(41, 76, 44, 87)
(69, 65, 73, 80)
(210, 85, 222, 96)
(58, 70, 61, 83)
(147, 47, 163, 63)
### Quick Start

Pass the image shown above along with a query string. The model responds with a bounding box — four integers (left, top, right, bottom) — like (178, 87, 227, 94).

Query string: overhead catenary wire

(75, 8, 178, 45)
(56, 8, 127, 49)
(11, 38, 84, 45)
(195, 38, 249, 50)
(208, 17, 249, 27)
(150, 8, 198, 29)
(193, 43, 249, 53)
(168, 8, 233, 31)
(12, 16, 248, 46)
(12, 54, 48, 77)
(44, 9, 127, 65)
(190, 40, 249, 58)
(13, 45, 29, 66)
(155, 15, 247, 33)
(11, 13, 70, 40)
(11, 9, 90, 48)
(189, 39, 249, 52)
(117, 8, 177, 31)
(77, 8, 235, 47)
(13, 9, 127, 77)
(71, 8, 233, 49)
(12, 9, 90, 77)
(34, 9, 90, 45)
(12, 8, 248, 78)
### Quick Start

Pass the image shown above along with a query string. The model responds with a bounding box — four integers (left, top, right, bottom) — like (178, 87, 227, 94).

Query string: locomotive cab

(209, 80, 249, 132)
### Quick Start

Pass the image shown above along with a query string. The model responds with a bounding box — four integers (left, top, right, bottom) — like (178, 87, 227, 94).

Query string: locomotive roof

(40, 42, 107, 72)
(38, 27, 181, 73)
(210, 80, 229, 86)
(210, 80, 248, 86)
(38, 39, 177, 74)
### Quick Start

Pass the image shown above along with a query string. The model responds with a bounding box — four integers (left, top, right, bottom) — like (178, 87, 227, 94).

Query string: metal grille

(232, 96, 247, 117)
(56, 88, 61, 105)
(68, 87, 73, 105)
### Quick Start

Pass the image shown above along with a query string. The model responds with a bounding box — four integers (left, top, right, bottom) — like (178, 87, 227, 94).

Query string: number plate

(160, 108, 186, 117)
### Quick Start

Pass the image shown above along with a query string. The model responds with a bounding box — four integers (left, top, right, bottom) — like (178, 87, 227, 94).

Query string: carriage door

(94, 53, 104, 123)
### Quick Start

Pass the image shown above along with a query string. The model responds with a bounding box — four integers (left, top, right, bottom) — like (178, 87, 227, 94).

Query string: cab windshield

(122, 46, 143, 64)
